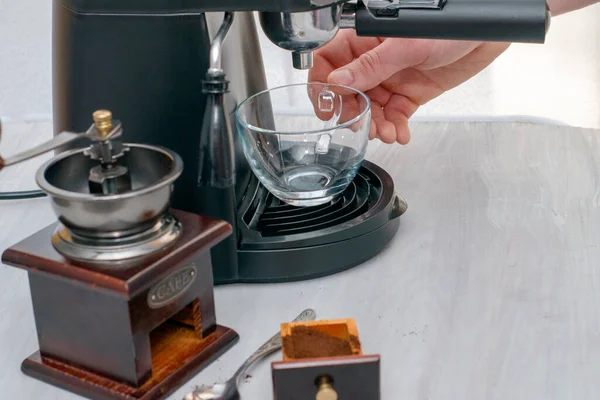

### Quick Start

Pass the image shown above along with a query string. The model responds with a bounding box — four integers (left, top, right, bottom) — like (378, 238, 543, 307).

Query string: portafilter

(260, 0, 552, 70)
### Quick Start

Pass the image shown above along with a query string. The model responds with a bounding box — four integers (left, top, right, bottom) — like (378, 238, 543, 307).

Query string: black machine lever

(352, 0, 551, 43)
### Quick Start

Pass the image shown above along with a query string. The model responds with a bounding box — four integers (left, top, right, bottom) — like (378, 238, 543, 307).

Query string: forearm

(548, 0, 600, 15)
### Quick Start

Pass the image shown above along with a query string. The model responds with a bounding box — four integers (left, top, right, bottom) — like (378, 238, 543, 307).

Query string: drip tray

(220, 160, 405, 285)
(256, 172, 372, 237)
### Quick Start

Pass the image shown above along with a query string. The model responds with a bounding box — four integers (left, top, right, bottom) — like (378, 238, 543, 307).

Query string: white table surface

(1, 120, 600, 400)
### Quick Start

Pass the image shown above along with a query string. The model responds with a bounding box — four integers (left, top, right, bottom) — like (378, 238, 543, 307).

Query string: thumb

(327, 38, 431, 92)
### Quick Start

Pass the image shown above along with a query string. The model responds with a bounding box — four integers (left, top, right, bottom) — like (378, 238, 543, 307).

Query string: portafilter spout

(259, 2, 346, 70)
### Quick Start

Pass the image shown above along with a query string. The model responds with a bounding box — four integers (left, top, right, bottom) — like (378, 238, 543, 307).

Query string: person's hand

(308, 31, 510, 145)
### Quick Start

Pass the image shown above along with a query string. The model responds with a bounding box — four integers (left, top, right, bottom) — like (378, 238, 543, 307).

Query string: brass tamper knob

(93, 109, 113, 138)
(316, 376, 338, 400)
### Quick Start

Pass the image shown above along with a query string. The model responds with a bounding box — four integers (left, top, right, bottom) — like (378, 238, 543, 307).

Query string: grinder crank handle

(0, 131, 83, 168)
(0, 115, 122, 170)
(348, 0, 551, 44)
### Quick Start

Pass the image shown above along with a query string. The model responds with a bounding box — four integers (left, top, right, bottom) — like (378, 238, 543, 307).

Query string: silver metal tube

(209, 12, 235, 73)
(292, 51, 314, 69)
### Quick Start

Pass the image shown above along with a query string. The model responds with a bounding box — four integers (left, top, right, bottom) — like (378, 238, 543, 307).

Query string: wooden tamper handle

(316, 375, 338, 400)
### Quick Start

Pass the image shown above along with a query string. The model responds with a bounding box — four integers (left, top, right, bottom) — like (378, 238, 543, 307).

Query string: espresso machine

(0, 1, 550, 399)
(52, 0, 551, 285)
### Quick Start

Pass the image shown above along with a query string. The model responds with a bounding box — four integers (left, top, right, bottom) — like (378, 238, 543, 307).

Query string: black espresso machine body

(52, 0, 406, 284)
(52, 0, 549, 284)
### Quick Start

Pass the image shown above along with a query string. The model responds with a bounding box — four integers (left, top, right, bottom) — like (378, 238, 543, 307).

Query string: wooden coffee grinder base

(21, 325, 237, 400)
(2, 209, 238, 400)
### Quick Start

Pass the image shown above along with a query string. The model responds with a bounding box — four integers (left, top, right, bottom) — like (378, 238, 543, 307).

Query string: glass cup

(235, 83, 371, 207)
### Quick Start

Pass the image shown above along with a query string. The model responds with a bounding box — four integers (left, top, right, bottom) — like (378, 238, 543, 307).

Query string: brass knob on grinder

(316, 376, 338, 400)
(93, 109, 113, 138)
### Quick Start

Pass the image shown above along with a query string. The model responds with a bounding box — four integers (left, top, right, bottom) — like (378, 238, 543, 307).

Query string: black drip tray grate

(254, 173, 373, 237)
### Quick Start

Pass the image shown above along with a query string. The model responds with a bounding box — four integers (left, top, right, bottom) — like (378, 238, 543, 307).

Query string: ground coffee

(283, 326, 360, 359)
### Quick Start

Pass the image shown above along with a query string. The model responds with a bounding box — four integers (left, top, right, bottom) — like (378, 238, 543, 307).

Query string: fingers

(305, 82, 368, 138)
(327, 38, 433, 93)
(308, 90, 412, 145)
(309, 35, 440, 145)
(308, 52, 336, 84)
(371, 102, 397, 144)
(381, 68, 445, 106)
(338, 94, 372, 135)
(369, 118, 377, 140)
(337, 95, 359, 125)
(314, 30, 382, 71)
(389, 115, 411, 145)
(383, 93, 419, 145)
(306, 84, 359, 124)
(308, 31, 375, 84)
(364, 86, 393, 109)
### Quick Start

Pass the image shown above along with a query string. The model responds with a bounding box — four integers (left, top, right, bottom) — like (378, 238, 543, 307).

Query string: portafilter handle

(0, 110, 122, 170)
(346, 0, 551, 44)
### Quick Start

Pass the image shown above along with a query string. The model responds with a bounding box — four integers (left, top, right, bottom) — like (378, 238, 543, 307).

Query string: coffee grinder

(1, 109, 239, 399)
(51, 0, 551, 285)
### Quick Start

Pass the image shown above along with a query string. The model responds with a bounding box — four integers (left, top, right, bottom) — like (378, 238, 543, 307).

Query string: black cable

(0, 190, 47, 200)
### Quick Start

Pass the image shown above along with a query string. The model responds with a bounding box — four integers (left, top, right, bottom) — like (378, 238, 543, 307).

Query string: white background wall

(0, 2, 599, 128)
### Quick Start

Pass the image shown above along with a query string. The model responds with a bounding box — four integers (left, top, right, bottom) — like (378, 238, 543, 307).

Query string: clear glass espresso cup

(235, 83, 371, 207)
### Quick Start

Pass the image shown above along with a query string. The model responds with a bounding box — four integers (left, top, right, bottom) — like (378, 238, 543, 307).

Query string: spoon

(184, 308, 317, 400)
